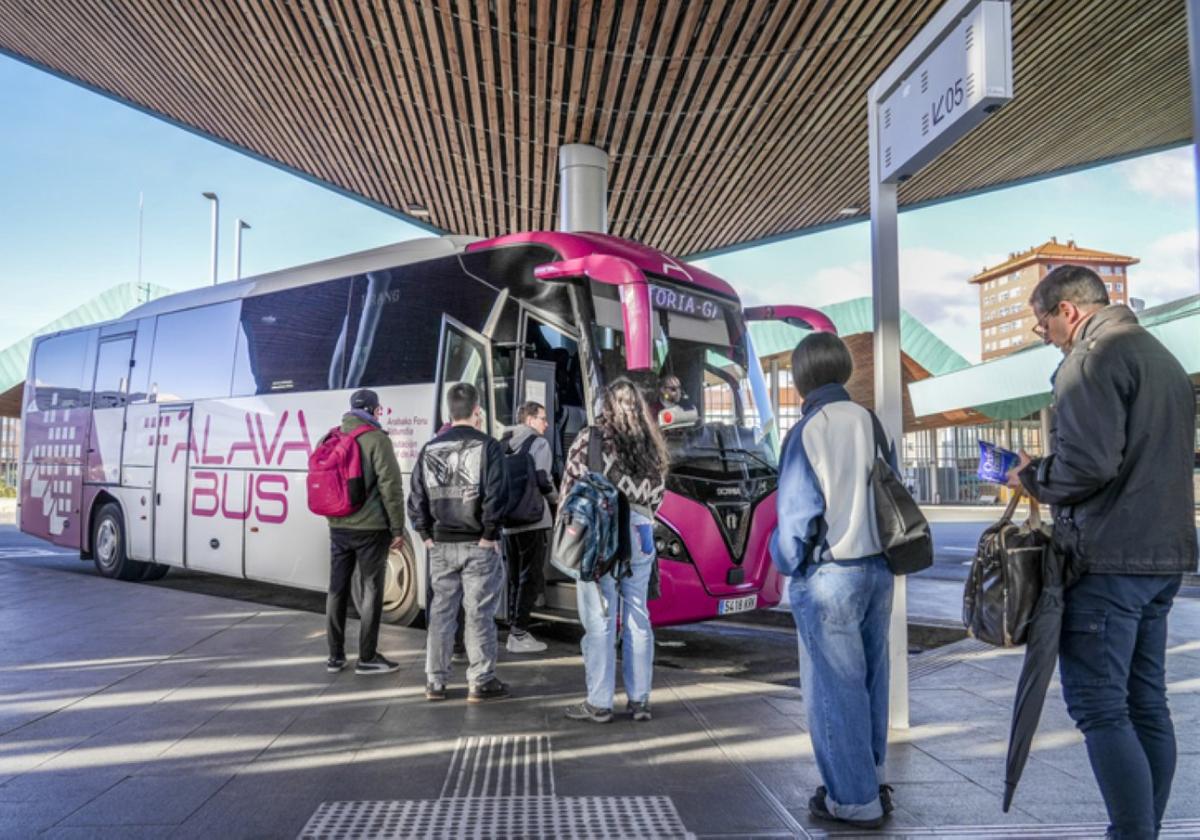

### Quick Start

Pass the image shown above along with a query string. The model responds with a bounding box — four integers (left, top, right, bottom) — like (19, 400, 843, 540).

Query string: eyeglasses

(1031, 303, 1060, 337)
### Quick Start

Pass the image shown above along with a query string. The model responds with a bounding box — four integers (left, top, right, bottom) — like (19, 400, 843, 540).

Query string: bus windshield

(590, 281, 779, 474)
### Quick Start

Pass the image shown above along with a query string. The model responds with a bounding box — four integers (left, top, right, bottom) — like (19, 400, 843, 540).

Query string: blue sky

(2, 54, 1196, 363)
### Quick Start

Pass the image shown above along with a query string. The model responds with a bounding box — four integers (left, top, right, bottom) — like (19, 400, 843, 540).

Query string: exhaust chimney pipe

(557, 144, 608, 234)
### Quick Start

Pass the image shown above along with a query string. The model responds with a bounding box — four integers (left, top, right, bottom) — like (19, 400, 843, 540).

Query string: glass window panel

(232, 279, 351, 395)
(150, 302, 240, 402)
(92, 337, 134, 409)
(345, 259, 498, 388)
(33, 330, 94, 411)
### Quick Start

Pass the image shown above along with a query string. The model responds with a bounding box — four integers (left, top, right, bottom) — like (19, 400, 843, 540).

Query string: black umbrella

(1003, 541, 1066, 812)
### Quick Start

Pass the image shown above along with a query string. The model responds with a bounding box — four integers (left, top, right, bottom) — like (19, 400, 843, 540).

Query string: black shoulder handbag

(962, 490, 1051, 647)
(869, 413, 934, 575)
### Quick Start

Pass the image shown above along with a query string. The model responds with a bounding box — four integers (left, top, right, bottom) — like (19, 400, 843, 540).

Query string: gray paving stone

(40, 826, 177, 840)
(61, 773, 230, 826)
(0, 798, 95, 836)
(2, 550, 1198, 838)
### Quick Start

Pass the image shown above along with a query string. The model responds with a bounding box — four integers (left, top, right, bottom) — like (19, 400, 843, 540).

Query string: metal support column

(557, 145, 608, 234)
(868, 99, 909, 730)
(929, 427, 940, 504)
(769, 358, 781, 419)
(1188, 0, 1200, 278)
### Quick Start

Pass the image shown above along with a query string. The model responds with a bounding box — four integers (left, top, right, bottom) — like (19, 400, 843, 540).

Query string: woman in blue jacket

(770, 331, 896, 829)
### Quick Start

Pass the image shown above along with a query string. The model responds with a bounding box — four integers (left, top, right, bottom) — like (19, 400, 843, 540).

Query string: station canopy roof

(0, 1, 1190, 257)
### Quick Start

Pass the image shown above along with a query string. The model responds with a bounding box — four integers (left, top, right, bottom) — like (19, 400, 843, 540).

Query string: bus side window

(344, 258, 498, 389)
(32, 330, 96, 411)
(232, 279, 352, 395)
(149, 302, 240, 402)
(128, 318, 156, 403)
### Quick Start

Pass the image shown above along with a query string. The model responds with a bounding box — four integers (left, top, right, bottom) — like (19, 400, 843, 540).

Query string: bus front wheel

(92, 503, 147, 581)
(352, 537, 421, 626)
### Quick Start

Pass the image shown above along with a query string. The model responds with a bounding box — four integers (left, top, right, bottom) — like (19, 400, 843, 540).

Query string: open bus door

(432, 315, 496, 436)
(428, 315, 497, 617)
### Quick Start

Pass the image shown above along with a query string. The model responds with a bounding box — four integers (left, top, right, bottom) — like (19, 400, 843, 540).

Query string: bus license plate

(719, 595, 757, 615)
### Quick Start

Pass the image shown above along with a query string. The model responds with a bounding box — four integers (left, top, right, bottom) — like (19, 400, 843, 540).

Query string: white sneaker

(507, 631, 548, 654)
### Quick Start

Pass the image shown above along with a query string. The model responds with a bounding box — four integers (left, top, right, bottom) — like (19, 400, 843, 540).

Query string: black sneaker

(451, 643, 468, 665)
(467, 678, 509, 703)
(626, 700, 652, 722)
(879, 784, 895, 816)
(355, 654, 400, 675)
(425, 681, 447, 701)
(808, 786, 885, 829)
(564, 702, 613, 724)
(326, 655, 347, 673)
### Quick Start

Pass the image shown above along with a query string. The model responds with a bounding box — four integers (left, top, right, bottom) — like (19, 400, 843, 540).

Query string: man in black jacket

(409, 382, 509, 703)
(1006, 266, 1197, 840)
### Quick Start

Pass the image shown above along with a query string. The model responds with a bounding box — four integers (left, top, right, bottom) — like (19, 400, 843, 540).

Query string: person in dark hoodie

(409, 382, 509, 702)
(501, 401, 558, 654)
(1006, 265, 1197, 840)
(324, 389, 407, 676)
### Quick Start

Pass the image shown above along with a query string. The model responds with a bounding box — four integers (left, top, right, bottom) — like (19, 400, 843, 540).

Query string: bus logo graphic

(26, 409, 81, 537)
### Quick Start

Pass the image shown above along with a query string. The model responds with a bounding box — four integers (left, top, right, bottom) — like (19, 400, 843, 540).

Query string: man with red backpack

(320, 389, 407, 675)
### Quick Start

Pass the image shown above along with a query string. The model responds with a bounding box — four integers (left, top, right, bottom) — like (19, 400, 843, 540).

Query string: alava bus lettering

(175, 409, 313, 466)
(184, 410, 311, 524)
(191, 470, 289, 524)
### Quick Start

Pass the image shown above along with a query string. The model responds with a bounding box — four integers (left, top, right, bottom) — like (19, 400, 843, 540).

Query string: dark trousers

(1059, 573, 1183, 840)
(503, 528, 548, 632)
(327, 528, 391, 660)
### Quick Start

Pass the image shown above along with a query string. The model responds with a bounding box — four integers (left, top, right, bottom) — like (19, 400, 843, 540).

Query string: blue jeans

(575, 510, 655, 709)
(426, 542, 503, 688)
(1059, 573, 1182, 840)
(790, 556, 893, 822)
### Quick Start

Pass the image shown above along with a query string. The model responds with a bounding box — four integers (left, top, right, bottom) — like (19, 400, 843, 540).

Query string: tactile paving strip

(299, 795, 694, 839)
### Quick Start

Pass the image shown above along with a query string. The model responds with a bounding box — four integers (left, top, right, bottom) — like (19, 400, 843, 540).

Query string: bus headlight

(653, 520, 692, 564)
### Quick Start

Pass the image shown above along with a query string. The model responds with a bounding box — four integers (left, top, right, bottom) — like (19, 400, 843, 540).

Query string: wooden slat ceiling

(0, 0, 1190, 257)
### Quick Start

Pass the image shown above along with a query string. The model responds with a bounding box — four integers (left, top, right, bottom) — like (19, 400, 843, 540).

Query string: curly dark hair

(597, 378, 669, 482)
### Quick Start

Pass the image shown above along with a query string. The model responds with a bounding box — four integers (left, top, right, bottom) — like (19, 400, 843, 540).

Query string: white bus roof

(121, 234, 481, 322)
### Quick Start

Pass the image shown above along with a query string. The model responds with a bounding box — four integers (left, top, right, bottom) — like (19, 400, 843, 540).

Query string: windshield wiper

(688, 445, 776, 472)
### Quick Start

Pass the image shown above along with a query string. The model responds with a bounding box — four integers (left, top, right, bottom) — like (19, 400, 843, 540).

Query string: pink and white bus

(19, 231, 833, 627)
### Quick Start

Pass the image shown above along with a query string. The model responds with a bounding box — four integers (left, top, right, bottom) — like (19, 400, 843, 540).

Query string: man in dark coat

(1006, 265, 1197, 840)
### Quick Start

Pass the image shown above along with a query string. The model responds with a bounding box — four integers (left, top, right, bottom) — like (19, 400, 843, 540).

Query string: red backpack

(306, 424, 378, 517)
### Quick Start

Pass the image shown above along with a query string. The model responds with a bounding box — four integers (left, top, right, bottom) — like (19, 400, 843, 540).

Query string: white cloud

(1116, 147, 1196, 204)
(1128, 229, 1199, 307)
(721, 247, 989, 363)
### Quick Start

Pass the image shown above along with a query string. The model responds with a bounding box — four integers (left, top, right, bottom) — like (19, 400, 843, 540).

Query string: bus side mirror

(535, 255, 653, 371)
(743, 305, 837, 334)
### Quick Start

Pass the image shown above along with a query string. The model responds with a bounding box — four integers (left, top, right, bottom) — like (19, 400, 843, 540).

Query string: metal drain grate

(299, 795, 694, 839)
(440, 735, 554, 798)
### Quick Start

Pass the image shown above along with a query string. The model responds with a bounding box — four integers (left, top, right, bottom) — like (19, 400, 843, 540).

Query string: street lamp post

(202, 192, 219, 285)
(233, 218, 251, 280)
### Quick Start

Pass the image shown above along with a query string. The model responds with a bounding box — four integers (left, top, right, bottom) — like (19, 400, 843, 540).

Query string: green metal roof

(0, 282, 173, 393)
(747, 297, 971, 377)
(910, 295, 1200, 421)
